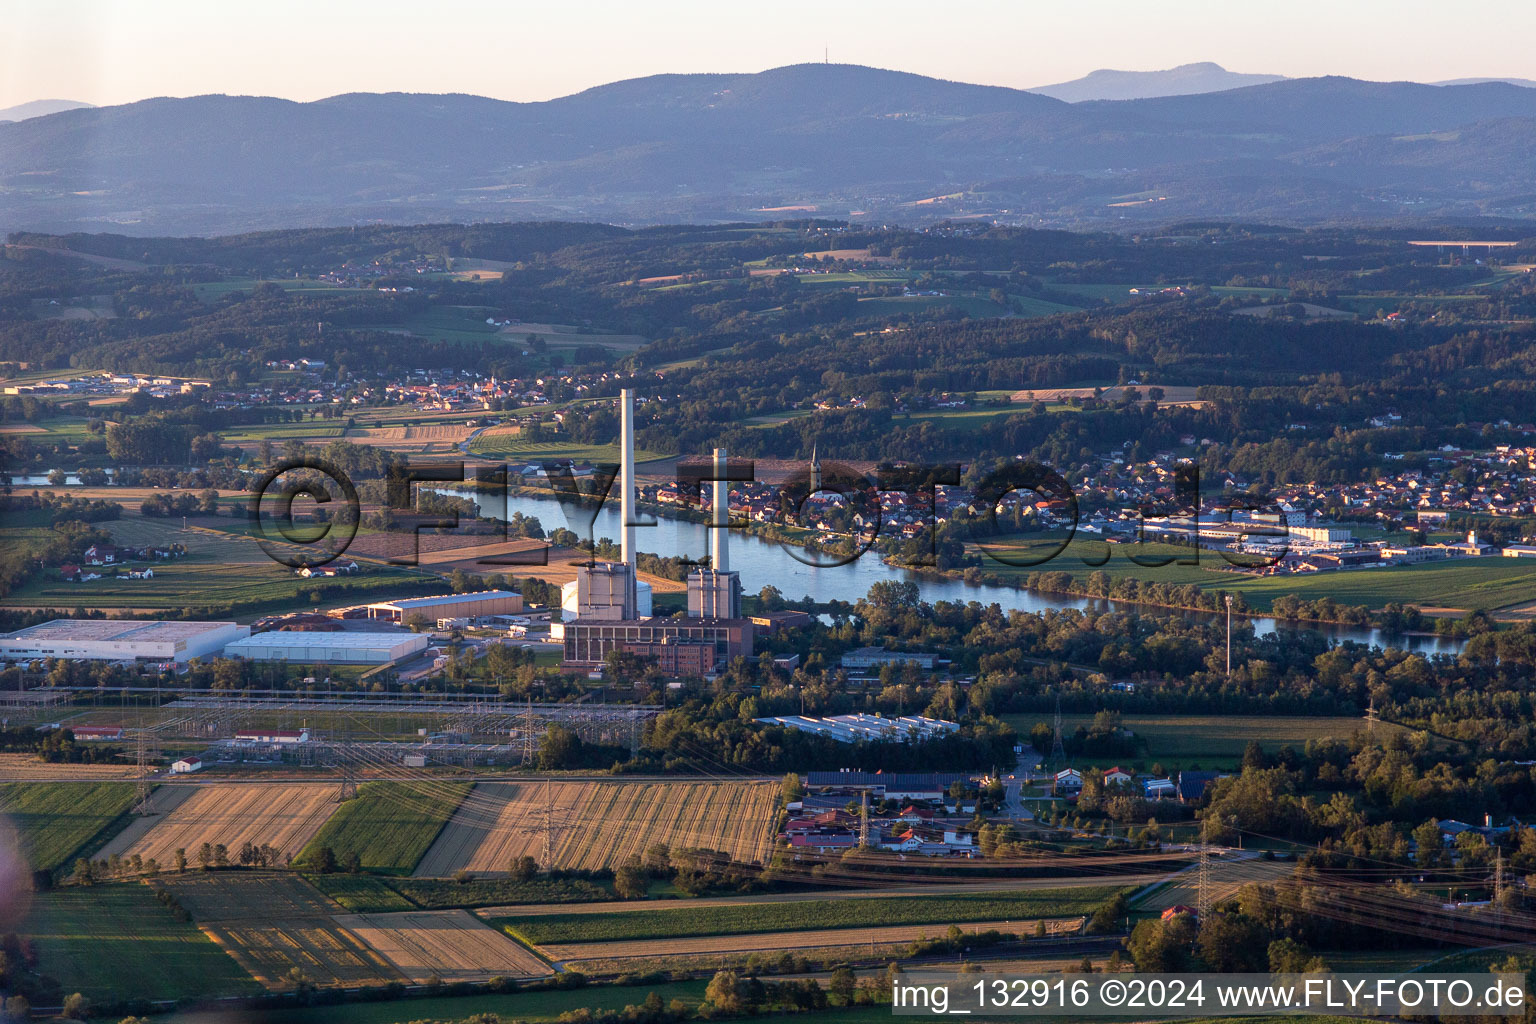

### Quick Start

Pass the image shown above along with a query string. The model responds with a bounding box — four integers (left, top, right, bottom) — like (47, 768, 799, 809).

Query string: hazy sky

(5, 0, 1534, 109)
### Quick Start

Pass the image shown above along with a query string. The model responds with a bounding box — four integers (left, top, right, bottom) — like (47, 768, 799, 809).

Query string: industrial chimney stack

(711, 446, 729, 573)
(621, 388, 636, 569)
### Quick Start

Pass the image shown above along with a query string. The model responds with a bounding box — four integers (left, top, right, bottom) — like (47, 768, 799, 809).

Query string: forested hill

(9, 65, 1536, 232)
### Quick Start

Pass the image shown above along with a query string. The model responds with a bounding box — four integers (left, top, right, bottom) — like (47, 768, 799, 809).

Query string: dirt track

(335, 909, 550, 982)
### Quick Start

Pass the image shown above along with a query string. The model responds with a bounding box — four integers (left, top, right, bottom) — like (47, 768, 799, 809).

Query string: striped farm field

(334, 909, 551, 983)
(98, 783, 340, 866)
(159, 872, 401, 989)
(414, 781, 779, 877)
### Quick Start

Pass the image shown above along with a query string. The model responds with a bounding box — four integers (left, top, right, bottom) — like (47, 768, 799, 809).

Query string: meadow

(300, 780, 471, 874)
(0, 781, 137, 872)
(500, 885, 1127, 944)
(22, 883, 262, 1002)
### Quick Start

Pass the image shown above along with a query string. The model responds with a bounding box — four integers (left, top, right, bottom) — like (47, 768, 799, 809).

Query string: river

(438, 488, 1467, 656)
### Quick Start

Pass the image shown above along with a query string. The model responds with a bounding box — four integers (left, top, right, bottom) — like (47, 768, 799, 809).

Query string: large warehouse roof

(229, 631, 419, 649)
(222, 629, 429, 664)
(2, 619, 237, 643)
(370, 590, 519, 610)
(0, 618, 248, 663)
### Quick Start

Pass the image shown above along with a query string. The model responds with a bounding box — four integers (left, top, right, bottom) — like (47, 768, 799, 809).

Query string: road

(1004, 778, 1035, 822)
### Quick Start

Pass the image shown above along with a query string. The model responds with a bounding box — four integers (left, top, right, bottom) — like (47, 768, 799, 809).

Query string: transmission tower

(1196, 832, 1212, 919)
(338, 752, 357, 802)
(1365, 697, 1379, 736)
(544, 777, 556, 865)
(133, 725, 153, 814)
(859, 790, 870, 849)
(1049, 695, 1067, 766)
(522, 698, 535, 765)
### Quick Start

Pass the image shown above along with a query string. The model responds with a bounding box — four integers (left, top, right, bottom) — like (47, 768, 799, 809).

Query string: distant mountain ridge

(0, 98, 93, 122)
(1028, 62, 1287, 101)
(5, 64, 1536, 234)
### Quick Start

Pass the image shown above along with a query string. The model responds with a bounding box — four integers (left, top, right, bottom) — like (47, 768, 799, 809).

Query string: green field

(304, 873, 416, 911)
(1004, 714, 1388, 767)
(300, 781, 470, 874)
(24, 883, 261, 1003)
(500, 886, 1126, 945)
(0, 782, 137, 872)
(308, 873, 613, 912)
(0, 556, 438, 613)
(855, 294, 1007, 317)
(222, 422, 347, 442)
(192, 278, 361, 302)
(387, 306, 501, 343)
(466, 436, 671, 462)
(975, 536, 1536, 613)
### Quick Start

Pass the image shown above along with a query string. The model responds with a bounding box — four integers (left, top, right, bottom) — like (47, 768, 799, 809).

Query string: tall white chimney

(711, 447, 729, 573)
(621, 388, 636, 569)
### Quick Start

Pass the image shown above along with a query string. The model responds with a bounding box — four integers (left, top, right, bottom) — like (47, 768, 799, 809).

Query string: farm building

(71, 725, 124, 741)
(0, 619, 249, 664)
(171, 756, 203, 773)
(223, 630, 429, 665)
(364, 590, 523, 622)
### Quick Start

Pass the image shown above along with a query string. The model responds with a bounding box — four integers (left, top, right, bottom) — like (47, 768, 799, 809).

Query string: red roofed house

(71, 725, 124, 741)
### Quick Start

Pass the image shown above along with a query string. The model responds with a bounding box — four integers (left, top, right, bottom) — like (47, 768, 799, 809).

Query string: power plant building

(562, 617, 754, 672)
(561, 561, 651, 620)
(560, 397, 753, 674)
(687, 568, 742, 619)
